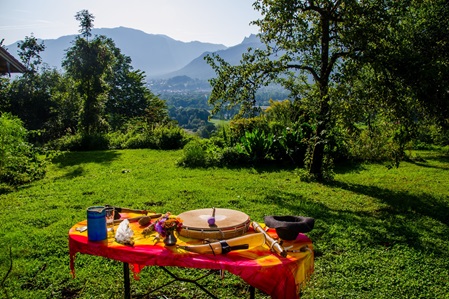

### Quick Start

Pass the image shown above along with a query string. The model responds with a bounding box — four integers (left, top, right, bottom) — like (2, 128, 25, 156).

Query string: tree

(75, 10, 95, 41)
(63, 11, 115, 135)
(105, 52, 161, 130)
(64, 10, 169, 136)
(206, 0, 403, 180)
(17, 34, 45, 73)
(6, 36, 56, 139)
(360, 0, 449, 127)
(44, 73, 82, 140)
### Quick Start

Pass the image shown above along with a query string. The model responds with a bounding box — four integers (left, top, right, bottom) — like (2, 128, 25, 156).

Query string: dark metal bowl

(264, 215, 315, 240)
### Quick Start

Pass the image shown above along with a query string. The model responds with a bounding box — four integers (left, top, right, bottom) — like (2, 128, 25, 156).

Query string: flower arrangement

(154, 213, 183, 237)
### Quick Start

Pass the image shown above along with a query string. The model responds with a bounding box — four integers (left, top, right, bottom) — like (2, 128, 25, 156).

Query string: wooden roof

(0, 47, 26, 75)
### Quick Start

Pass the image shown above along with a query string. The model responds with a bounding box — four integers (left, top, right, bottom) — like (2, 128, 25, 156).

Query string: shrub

(271, 123, 313, 166)
(153, 125, 190, 150)
(238, 129, 274, 162)
(47, 133, 110, 151)
(122, 133, 155, 149)
(229, 116, 269, 143)
(219, 146, 249, 166)
(177, 140, 207, 167)
(0, 113, 49, 186)
(178, 138, 249, 168)
(79, 133, 110, 151)
(346, 121, 407, 167)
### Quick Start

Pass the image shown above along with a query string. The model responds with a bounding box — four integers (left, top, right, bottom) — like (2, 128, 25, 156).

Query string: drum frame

(179, 218, 251, 240)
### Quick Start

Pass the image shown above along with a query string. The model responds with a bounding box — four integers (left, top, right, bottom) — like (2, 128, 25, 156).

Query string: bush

(47, 133, 110, 151)
(346, 121, 407, 167)
(271, 123, 313, 166)
(219, 146, 249, 166)
(229, 116, 269, 143)
(177, 140, 208, 167)
(153, 125, 190, 150)
(178, 137, 251, 168)
(122, 133, 155, 149)
(0, 113, 49, 186)
(238, 129, 274, 163)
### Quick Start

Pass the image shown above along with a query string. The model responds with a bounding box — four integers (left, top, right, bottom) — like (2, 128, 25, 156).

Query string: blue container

(87, 206, 107, 241)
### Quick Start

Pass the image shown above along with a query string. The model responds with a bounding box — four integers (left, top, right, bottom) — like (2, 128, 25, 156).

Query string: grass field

(0, 149, 448, 298)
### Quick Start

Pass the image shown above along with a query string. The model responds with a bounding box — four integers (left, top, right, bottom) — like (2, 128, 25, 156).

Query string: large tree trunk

(309, 97, 329, 180)
(309, 14, 331, 180)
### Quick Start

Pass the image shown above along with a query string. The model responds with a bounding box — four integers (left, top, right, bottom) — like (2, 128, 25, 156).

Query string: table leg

(124, 262, 131, 299)
(122, 264, 255, 299)
(250, 285, 255, 299)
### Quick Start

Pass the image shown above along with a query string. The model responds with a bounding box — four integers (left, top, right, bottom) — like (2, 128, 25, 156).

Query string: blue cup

(87, 206, 107, 241)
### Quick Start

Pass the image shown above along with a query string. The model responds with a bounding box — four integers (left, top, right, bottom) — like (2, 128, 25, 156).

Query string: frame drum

(178, 208, 250, 240)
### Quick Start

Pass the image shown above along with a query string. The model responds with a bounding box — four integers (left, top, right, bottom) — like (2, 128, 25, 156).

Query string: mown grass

(0, 149, 448, 298)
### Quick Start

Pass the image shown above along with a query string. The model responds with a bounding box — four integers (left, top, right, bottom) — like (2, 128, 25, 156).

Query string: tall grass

(0, 149, 448, 298)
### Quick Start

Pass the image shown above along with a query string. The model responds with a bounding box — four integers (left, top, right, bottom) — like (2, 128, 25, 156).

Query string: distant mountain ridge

(161, 34, 265, 80)
(6, 27, 229, 78)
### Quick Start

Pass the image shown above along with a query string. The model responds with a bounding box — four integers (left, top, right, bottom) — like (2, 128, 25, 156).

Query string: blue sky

(0, 0, 261, 46)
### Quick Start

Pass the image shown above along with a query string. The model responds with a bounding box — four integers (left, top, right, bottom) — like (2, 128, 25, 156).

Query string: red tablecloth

(69, 213, 314, 299)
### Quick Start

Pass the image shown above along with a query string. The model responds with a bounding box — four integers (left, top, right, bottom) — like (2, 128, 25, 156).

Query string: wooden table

(69, 214, 314, 298)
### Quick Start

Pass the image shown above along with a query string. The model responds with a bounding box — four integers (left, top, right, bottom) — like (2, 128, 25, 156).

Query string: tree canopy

(206, 0, 449, 180)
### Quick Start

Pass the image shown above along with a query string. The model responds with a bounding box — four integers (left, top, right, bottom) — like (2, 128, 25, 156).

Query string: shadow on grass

(328, 181, 449, 226)
(263, 181, 449, 257)
(58, 166, 86, 180)
(52, 150, 122, 167)
(406, 158, 449, 170)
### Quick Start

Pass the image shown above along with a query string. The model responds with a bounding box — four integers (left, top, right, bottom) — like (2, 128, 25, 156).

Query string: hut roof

(0, 47, 26, 75)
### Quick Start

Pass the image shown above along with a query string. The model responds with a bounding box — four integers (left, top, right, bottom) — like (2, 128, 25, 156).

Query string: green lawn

(0, 149, 448, 298)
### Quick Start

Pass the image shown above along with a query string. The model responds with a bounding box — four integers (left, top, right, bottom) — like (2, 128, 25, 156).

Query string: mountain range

(6, 27, 264, 80)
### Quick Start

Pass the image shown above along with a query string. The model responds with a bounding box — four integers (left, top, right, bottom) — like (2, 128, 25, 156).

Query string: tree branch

(287, 63, 320, 82)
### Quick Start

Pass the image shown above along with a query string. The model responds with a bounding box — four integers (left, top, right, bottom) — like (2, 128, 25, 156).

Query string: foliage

(205, 0, 366, 178)
(5, 66, 59, 141)
(63, 33, 114, 135)
(0, 113, 50, 186)
(47, 132, 110, 151)
(121, 133, 154, 150)
(271, 124, 312, 166)
(44, 74, 82, 141)
(75, 10, 95, 40)
(205, 0, 448, 180)
(0, 77, 9, 112)
(237, 129, 274, 162)
(229, 115, 269, 136)
(105, 54, 166, 130)
(168, 107, 210, 132)
(17, 34, 45, 73)
(179, 100, 317, 168)
(178, 138, 248, 168)
(196, 122, 217, 138)
(358, 0, 449, 126)
(152, 125, 190, 150)
(3, 35, 81, 143)
(63, 10, 170, 136)
(177, 140, 208, 167)
(1, 10, 170, 147)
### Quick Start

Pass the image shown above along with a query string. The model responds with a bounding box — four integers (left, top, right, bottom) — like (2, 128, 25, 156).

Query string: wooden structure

(0, 46, 26, 76)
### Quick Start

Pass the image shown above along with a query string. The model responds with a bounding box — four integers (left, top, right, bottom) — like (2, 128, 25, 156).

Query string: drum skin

(178, 208, 250, 240)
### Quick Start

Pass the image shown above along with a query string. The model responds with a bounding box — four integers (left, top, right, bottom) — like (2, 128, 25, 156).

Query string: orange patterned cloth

(68, 213, 314, 299)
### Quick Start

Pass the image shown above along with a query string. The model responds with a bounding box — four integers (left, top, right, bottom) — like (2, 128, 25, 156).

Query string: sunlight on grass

(1, 149, 448, 298)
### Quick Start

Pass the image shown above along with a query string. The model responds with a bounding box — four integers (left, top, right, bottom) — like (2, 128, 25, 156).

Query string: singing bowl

(264, 215, 315, 240)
